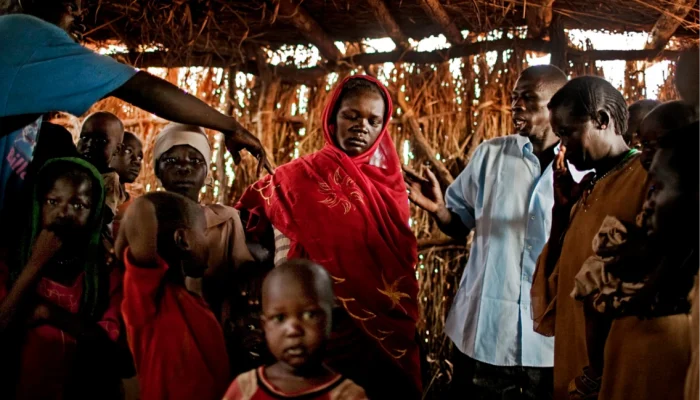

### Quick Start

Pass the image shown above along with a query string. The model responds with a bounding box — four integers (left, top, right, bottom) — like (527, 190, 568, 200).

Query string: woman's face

(156, 145, 207, 202)
(334, 91, 386, 157)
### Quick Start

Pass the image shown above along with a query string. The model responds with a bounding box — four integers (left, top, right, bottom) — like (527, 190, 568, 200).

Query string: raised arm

(0, 230, 62, 334)
(110, 71, 273, 175)
(404, 166, 470, 240)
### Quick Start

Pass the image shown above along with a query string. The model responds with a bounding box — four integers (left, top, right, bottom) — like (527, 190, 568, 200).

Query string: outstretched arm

(110, 71, 273, 175)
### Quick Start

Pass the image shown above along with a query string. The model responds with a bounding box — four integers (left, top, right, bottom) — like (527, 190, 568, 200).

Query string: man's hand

(115, 198, 159, 267)
(553, 146, 578, 208)
(224, 127, 274, 176)
(403, 165, 445, 214)
(28, 230, 62, 270)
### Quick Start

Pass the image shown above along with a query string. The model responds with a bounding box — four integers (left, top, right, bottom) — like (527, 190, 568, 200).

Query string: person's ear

(596, 110, 611, 131)
(173, 228, 193, 252)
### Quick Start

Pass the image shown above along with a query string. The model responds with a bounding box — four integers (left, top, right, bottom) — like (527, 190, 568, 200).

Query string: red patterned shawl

(236, 75, 420, 389)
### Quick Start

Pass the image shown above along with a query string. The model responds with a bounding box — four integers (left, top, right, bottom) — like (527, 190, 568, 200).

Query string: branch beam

(418, 0, 464, 45)
(274, 0, 343, 61)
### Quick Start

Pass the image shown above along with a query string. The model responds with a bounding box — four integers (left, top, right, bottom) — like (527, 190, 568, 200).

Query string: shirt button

(528, 245, 533, 250)
(531, 215, 535, 220)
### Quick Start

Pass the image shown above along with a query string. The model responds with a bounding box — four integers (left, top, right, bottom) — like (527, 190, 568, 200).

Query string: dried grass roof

(82, 0, 699, 59)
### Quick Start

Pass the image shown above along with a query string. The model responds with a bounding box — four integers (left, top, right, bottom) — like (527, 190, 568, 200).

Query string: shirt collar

(514, 135, 561, 157)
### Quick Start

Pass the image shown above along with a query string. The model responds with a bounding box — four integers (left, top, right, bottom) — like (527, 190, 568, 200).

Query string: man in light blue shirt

(405, 65, 569, 399)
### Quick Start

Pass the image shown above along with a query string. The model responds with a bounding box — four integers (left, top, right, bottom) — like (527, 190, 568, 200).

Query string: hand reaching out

(403, 165, 445, 214)
(225, 127, 274, 177)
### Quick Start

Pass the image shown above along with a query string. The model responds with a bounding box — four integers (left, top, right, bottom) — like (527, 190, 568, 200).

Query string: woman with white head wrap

(152, 122, 254, 306)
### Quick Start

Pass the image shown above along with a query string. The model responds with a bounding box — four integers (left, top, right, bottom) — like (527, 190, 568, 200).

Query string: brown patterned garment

(570, 215, 648, 315)
(531, 156, 648, 400)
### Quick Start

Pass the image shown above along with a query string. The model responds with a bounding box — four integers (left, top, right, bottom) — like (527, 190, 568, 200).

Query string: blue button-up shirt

(444, 134, 560, 367)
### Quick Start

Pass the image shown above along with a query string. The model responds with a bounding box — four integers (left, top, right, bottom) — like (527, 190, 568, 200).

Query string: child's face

(41, 176, 93, 240)
(110, 135, 143, 184)
(78, 118, 124, 171)
(334, 91, 385, 157)
(157, 145, 207, 202)
(262, 276, 330, 372)
(638, 116, 664, 170)
(645, 148, 684, 239)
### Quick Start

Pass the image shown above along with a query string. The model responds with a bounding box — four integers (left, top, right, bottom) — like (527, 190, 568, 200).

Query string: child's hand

(25, 301, 52, 327)
(28, 230, 62, 270)
(115, 198, 159, 266)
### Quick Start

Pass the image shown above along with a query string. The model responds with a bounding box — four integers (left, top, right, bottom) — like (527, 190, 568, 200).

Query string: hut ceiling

(81, 0, 699, 73)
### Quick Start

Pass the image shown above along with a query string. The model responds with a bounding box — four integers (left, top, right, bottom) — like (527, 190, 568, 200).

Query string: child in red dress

(116, 192, 230, 400)
(223, 259, 367, 400)
(0, 158, 126, 399)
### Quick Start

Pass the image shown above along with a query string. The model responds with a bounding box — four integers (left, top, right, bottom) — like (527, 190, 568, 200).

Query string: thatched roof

(82, 0, 698, 72)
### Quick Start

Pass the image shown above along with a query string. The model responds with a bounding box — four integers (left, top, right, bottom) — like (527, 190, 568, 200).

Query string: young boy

(110, 131, 143, 235)
(109, 131, 143, 188)
(637, 100, 699, 170)
(0, 157, 125, 399)
(77, 111, 127, 220)
(223, 259, 367, 400)
(116, 192, 230, 400)
(625, 99, 661, 148)
(152, 122, 259, 374)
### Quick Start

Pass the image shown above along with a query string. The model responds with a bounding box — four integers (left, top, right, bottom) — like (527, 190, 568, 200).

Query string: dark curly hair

(548, 76, 628, 136)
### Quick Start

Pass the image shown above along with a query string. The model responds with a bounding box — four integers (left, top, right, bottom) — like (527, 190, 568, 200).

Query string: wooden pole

(115, 41, 690, 85)
(273, 0, 343, 62)
(393, 92, 455, 186)
(525, 0, 555, 38)
(418, 0, 464, 45)
(365, 0, 411, 51)
(645, 0, 696, 52)
(549, 14, 567, 71)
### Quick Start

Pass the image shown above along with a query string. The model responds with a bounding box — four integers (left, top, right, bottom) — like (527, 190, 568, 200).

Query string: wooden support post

(549, 14, 567, 71)
(365, 0, 411, 51)
(115, 41, 690, 85)
(645, 0, 696, 52)
(393, 92, 454, 185)
(525, 0, 555, 38)
(418, 0, 464, 45)
(274, 0, 343, 61)
(253, 47, 280, 168)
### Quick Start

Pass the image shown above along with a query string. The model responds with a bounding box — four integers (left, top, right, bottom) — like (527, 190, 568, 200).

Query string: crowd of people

(0, 1, 698, 400)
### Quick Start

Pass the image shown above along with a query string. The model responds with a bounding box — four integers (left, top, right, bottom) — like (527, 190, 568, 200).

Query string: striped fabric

(273, 226, 290, 267)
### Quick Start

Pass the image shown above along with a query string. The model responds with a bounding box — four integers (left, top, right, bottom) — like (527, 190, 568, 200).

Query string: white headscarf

(153, 122, 212, 169)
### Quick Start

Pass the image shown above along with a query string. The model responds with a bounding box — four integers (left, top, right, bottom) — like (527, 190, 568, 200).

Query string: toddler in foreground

(223, 259, 367, 400)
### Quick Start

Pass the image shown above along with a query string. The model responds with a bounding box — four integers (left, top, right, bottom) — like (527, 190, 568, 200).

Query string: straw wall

(53, 36, 679, 398)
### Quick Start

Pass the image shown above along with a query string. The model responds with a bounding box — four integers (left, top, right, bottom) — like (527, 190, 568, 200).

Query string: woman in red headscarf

(237, 75, 421, 398)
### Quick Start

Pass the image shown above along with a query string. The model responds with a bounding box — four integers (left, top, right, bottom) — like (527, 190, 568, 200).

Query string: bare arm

(110, 71, 273, 175)
(0, 230, 62, 334)
(404, 167, 470, 240)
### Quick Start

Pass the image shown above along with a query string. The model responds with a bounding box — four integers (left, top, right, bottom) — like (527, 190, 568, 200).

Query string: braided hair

(548, 76, 628, 136)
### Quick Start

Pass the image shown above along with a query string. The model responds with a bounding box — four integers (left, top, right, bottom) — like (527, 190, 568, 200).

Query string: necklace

(579, 148, 639, 209)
